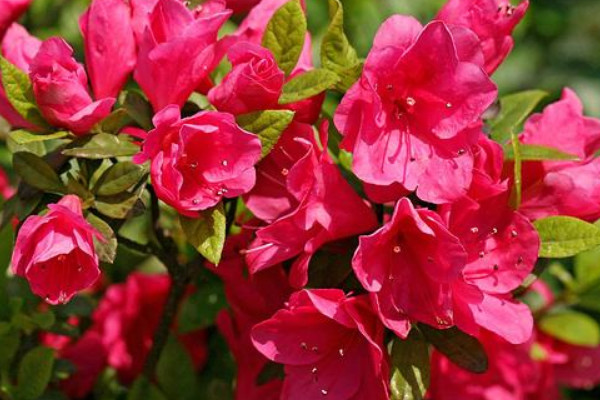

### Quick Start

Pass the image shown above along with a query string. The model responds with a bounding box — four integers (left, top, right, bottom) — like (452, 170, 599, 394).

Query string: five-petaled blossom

(252, 289, 390, 400)
(135, 105, 262, 216)
(335, 16, 497, 204)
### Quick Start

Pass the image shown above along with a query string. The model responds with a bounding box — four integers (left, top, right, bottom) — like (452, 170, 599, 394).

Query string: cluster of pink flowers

(1, 0, 600, 399)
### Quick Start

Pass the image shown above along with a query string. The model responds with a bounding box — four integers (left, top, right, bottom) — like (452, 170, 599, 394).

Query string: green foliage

(93, 162, 147, 197)
(279, 68, 340, 104)
(390, 331, 430, 400)
(0, 56, 48, 128)
(320, 0, 363, 91)
(13, 151, 65, 194)
(534, 216, 600, 258)
(127, 377, 167, 400)
(262, 0, 307, 75)
(8, 130, 70, 145)
(503, 143, 578, 161)
(180, 203, 226, 265)
(236, 110, 295, 158)
(489, 90, 548, 144)
(178, 270, 227, 334)
(156, 336, 197, 400)
(63, 133, 139, 159)
(15, 346, 55, 400)
(86, 213, 118, 263)
(539, 310, 600, 347)
(419, 325, 488, 374)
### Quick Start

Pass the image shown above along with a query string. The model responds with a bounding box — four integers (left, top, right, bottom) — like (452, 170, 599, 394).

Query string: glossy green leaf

(0, 328, 20, 369)
(503, 143, 578, 161)
(180, 203, 226, 265)
(13, 151, 65, 193)
(128, 377, 168, 400)
(539, 310, 600, 347)
(489, 90, 548, 143)
(86, 213, 118, 263)
(98, 108, 132, 134)
(279, 68, 340, 104)
(419, 325, 487, 374)
(321, 0, 362, 91)
(16, 346, 55, 400)
(156, 336, 196, 400)
(0, 56, 48, 128)
(534, 216, 600, 258)
(94, 162, 147, 196)
(94, 186, 145, 219)
(236, 110, 294, 158)
(62, 133, 139, 159)
(8, 130, 69, 145)
(390, 331, 430, 400)
(121, 90, 154, 130)
(262, 0, 306, 75)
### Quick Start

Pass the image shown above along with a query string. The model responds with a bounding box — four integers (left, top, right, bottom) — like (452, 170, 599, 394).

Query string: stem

(375, 204, 384, 224)
(142, 256, 192, 379)
(225, 198, 238, 234)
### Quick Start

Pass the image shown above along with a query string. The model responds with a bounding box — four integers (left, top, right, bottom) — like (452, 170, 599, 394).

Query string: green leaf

(178, 271, 226, 333)
(94, 162, 147, 196)
(0, 56, 48, 128)
(419, 325, 487, 374)
(256, 361, 284, 385)
(8, 130, 69, 145)
(509, 130, 523, 208)
(156, 336, 196, 400)
(13, 151, 65, 193)
(121, 90, 154, 131)
(489, 90, 548, 143)
(128, 377, 168, 400)
(320, 0, 363, 91)
(279, 68, 340, 104)
(262, 0, 306, 75)
(0, 328, 20, 369)
(62, 133, 139, 159)
(575, 245, 600, 286)
(97, 108, 132, 134)
(31, 311, 55, 330)
(236, 110, 295, 158)
(180, 203, 226, 265)
(86, 213, 117, 263)
(534, 216, 600, 258)
(390, 331, 430, 400)
(503, 143, 578, 161)
(16, 346, 55, 400)
(94, 185, 146, 219)
(539, 310, 600, 347)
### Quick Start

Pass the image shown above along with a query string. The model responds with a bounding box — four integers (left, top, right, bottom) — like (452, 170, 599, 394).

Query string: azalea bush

(0, 0, 600, 399)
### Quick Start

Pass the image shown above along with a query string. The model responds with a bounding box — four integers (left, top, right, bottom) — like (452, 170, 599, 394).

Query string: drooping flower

(244, 121, 378, 288)
(214, 231, 291, 400)
(134, 0, 231, 111)
(252, 289, 390, 400)
(80, 0, 137, 99)
(436, 0, 529, 74)
(208, 42, 285, 116)
(90, 273, 208, 384)
(0, 23, 41, 128)
(518, 88, 600, 222)
(11, 195, 103, 305)
(29, 38, 115, 134)
(135, 105, 262, 216)
(0, 0, 31, 39)
(334, 16, 497, 204)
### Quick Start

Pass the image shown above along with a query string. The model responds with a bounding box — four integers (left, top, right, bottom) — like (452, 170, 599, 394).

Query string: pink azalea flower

(547, 335, 600, 390)
(428, 330, 558, 400)
(208, 42, 285, 115)
(79, 0, 137, 99)
(213, 231, 291, 400)
(519, 88, 600, 221)
(252, 289, 390, 400)
(436, 0, 529, 74)
(0, 0, 31, 39)
(11, 195, 103, 305)
(29, 38, 115, 134)
(133, 0, 231, 111)
(135, 105, 262, 216)
(225, 0, 261, 14)
(334, 16, 497, 204)
(0, 23, 41, 129)
(90, 273, 208, 384)
(440, 192, 539, 344)
(352, 197, 467, 336)
(244, 122, 378, 288)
